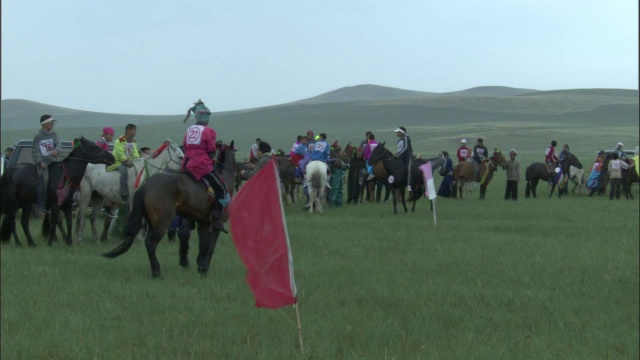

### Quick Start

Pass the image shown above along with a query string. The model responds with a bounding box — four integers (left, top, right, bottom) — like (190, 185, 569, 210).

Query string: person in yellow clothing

(107, 124, 139, 201)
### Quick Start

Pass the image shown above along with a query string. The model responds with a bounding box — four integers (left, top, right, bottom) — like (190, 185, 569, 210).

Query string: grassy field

(2, 89, 638, 358)
(2, 169, 639, 359)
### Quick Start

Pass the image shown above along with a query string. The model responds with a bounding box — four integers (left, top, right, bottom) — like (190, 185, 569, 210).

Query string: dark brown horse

(369, 142, 441, 214)
(103, 142, 236, 278)
(525, 153, 583, 198)
(1, 137, 115, 247)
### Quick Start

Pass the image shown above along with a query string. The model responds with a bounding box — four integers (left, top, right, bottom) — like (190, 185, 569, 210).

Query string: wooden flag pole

(294, 303, 304, 353)
(432, 198, 437, 226)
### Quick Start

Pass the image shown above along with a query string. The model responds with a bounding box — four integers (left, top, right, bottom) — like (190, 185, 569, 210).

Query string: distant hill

(294, 84, 437, 104)
(2, 85, 638, 157)
(441, 86, 540, 96)
(0, 99, 183, 131)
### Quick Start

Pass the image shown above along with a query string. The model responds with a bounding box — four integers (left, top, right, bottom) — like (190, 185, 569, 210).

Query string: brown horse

(453, 150, 507, 199)
(103, 142, 236, 278)
(236, 157, 298, 204)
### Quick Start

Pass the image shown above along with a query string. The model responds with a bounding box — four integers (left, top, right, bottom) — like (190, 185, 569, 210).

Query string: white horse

(304, 160, 328, 214)
(75, 140, 184, 242)
(568, 165, 585, 194)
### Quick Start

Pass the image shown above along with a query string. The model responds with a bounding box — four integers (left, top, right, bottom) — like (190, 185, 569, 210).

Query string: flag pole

(294, 303, 304, 353)
(432, 198, 437, 226)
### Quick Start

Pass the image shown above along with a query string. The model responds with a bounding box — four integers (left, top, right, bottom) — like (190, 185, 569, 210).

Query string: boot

(210, 204, 227, 233)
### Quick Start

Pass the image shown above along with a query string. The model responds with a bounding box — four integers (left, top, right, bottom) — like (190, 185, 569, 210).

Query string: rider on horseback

(33, 114, 62, 216)
(107, 124, 139, 202)
(394, 126, 413, 192)
(545, 140, 560, 184)
(240, 141, 272, 178)
(181, 99, 227, 233)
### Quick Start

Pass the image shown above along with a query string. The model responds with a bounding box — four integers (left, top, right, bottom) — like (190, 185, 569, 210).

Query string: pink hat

(103, 127, 114, 135)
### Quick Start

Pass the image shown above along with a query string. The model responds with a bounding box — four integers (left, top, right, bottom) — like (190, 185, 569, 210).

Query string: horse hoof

(180, 260, 189, 268)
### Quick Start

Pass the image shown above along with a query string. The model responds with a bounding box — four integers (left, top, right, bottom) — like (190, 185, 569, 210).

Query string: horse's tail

(525, 181, 531, 198)
(309, 166, 323, 190)
(1, 216, 12, 243)
(102, 185, 147, 258)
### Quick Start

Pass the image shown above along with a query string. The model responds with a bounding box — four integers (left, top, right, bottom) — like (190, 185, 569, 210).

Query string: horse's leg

(99, 214, 113, 243)
(178, 218, 192, 268)
(6, 212, 22, 248)
(90, 197, 105, 242)
(64, 206, 74, 244)
(144, 228, 165, 278)
(196, 223, 220, 277)
(401, 190, 408, 213)
(532, 179, 538, 198)
(392, 188, 398, 214)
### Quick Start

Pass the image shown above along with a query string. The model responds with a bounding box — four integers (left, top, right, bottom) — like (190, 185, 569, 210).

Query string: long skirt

(438, 175, 453, 197)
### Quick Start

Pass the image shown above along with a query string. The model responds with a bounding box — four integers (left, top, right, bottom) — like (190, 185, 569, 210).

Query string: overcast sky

(2, 0, 638, 115)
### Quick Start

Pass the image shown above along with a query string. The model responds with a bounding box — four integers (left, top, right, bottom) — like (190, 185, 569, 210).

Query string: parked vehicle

(5, 139, 76, 169)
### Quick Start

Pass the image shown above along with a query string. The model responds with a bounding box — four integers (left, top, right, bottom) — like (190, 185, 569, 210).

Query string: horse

(1, 137, 115, 247)
(75, 140, 184, 243)
(452, 150, 507, 200)
(368, 142, 440, 214)
(525, 153, 583, 198)
(102, 142, 236, 278)
(304, 160, 328, 213)
(568, 165, 585, 194)
(237, 157, 299, 204)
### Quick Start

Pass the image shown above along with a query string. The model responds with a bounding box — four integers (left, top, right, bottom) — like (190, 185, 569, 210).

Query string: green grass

(2, 179, 639, 359)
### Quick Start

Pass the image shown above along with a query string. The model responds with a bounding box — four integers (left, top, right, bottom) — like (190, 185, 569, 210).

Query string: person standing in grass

(363, 133, 378, 181)
(607, 152, 629, 200)
(437, 151, 454, 197)
(32, 114, 62, 216)
(504, 149, 520, 200)
(587, 151, 605, 197)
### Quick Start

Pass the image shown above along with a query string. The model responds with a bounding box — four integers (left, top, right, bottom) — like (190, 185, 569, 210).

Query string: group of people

(439, 138, 519, 199)
(24, 102, 636, 230)
(586, 142, 634, 200)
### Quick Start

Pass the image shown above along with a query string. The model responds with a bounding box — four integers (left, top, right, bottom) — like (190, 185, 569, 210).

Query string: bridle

(370, 145, 395, 163)
(64, 140, 113, 164)
(144, 143, 183, 171)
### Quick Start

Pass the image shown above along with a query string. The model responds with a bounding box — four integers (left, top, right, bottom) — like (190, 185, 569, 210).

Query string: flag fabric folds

(230, 155, 297, 308)
(420, 161, 437, 200)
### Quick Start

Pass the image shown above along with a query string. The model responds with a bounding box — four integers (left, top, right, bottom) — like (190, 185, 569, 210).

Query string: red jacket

(182, 125, 217, 181)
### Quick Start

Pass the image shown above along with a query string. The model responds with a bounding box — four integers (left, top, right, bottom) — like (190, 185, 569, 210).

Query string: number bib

(186, 125, 205, 145)
(39, 139, 55, 156)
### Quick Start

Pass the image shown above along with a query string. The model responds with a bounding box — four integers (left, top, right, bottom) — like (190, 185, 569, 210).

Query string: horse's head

(369, 141, 389, 165)
(218, 141, 237, 194)
(490, 149, 507, 169)
(150, 139, 184, 171)
(566, 153, 582, 170)
(72, 137, 116, 165)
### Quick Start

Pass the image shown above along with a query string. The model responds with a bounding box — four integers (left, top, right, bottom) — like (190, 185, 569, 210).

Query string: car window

(13, 146, 72, 165)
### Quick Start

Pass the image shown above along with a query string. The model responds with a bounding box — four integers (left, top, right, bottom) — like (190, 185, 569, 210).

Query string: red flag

(229, 156, 297, 308)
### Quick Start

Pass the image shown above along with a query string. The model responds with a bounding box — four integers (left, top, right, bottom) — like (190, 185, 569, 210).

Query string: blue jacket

(310, 140, 330, 162)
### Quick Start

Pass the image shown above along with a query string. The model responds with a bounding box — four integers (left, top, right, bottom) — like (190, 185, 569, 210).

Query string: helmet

(461, 139, 467, 144)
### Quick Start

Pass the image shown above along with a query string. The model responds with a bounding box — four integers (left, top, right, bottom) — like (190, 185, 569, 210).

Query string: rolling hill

(2, 85, 638, 158)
